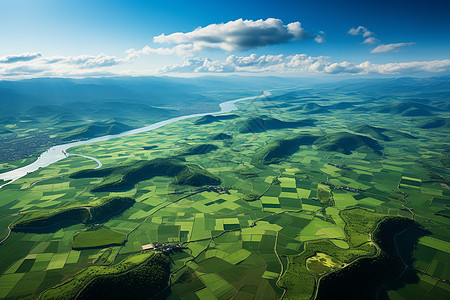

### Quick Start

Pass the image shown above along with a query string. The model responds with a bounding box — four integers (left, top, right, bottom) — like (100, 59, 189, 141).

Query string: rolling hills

(252, 131, 383, 166)
(11, 196, 135, 232)
(419, 117, 450, 129)
(194, 114, 239, 125)
(238, 115, 316, 133)
(177, 144, 219, 156)
(375, 101, 436, 117)
(61, 119, 134, 141)
(316, 132, 383, 155)
(252, 133, 319, 165)
(351, 124, 416, 141)
(70, 157, 221, 192)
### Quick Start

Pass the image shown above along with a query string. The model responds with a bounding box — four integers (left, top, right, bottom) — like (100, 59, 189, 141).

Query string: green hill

(264, 102, 294, 109)
(327, 102, 356, 109)
(288, 103, 330, 114)
(173, 164, 221, 186)
(288, 101, 358, 113)
(419, 117, 450, 129)
(0, 129, 13, 134)
(316, 132, 383, 155)
(238, 115, 316, 133)
(194, 114, 239, 125)
(70, 157, 220, 192)
(210, 133, 232, 140)
(40, 252, 170, 300)
(376, 101, 436, 117)
(0, 116, 19, 124)
(178, 143, 219, 156)
(351, 124, 416, 141)
(252, 134, 318, 165)
(316, 216, 423, 300)
(25, 105, 66, 118)
(252, 131, 383, 165)
(11, 196, 135, 232)
(61, 119, 134, 141)
(268, 91, 321, 102)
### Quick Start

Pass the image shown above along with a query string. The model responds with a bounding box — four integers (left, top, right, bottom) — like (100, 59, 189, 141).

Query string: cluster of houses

(141, 242, 185, 254)
(323, 182, 365, 193)
(170, 185, 232, 196)
(202, 185, 232, 194)
(331, 185, 364, 193)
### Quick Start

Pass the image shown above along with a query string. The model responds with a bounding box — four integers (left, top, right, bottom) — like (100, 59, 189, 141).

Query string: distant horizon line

(1, 73, 449, 82)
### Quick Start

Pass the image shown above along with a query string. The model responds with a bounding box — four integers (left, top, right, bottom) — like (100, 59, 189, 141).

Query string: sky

(0, 0, 449, 78)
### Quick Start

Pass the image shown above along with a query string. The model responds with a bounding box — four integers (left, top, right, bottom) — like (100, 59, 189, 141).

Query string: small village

(141, 242, 185, 254)
(170, 185, 232, 195)
(322, 181, 365, 193)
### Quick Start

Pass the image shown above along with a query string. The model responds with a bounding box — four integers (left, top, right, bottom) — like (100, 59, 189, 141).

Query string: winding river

(0, 92, 270, 188)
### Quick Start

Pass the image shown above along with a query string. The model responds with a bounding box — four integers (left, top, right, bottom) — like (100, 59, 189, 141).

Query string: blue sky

(0, 0, 449, 78)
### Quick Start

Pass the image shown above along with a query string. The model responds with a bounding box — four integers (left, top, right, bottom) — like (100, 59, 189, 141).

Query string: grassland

(72, 227, 127, 249)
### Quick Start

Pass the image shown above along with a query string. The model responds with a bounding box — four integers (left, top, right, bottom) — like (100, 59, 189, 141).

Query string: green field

(72, 227, 127, 249)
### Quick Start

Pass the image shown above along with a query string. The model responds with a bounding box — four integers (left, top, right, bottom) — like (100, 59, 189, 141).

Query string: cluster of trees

(317, 217, 426, 299)
(71, 157, 220, 192)
(317, 186, 332, 206)
(89, 196, 135, 223)
(42, 253, 170, 300)
(278, 245, 316, 299)
(77, 254, 170, 300)
(12, 196, 134, 231)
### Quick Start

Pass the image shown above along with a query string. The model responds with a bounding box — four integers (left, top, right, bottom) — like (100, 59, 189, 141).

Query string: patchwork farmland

(0, 83, 449, 299)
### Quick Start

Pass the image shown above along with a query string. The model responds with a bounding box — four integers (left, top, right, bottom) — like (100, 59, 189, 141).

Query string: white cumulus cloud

(314, 31, 326, 43)
(157, 53, 450, 75)
(362, 37, 379, 44)
(0, 52, 42, 63)
(125, 44, 196, 58)
(0, 53, 125, 78)
(348, 26, 373, 38)
(153, 18, 313, 52)
(2, 50, 448, 79)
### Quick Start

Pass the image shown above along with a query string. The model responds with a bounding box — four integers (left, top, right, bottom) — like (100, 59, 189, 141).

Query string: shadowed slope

(238, 115, 316, 133)
(70, 157, 220, 192)
(351, 124, 416, 141)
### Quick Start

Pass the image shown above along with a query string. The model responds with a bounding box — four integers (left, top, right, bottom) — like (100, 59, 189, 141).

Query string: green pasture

(72, 227, 127, 249)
